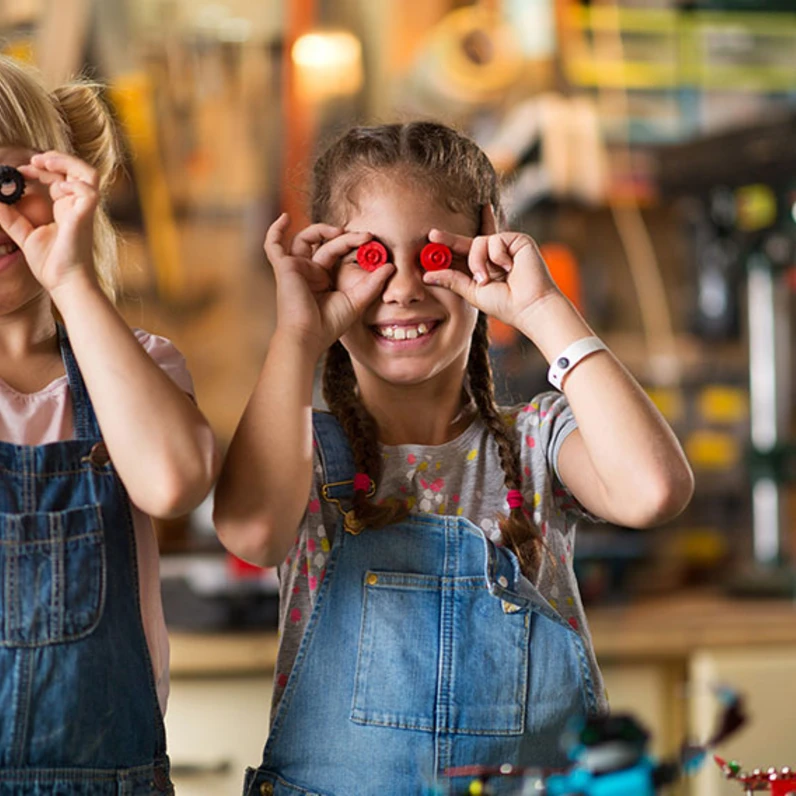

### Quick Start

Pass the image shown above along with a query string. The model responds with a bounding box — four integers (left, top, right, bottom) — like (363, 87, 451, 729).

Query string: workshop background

(1, 1, 795, 794)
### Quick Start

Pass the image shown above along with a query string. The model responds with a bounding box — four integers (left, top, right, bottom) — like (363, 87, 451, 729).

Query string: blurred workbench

(167, 589, 796, 796)
(168, 588, 796, 675)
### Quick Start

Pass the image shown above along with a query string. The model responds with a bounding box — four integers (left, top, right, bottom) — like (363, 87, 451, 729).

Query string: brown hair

(0, 56, 121, 300)
(317, 121, 542, 577)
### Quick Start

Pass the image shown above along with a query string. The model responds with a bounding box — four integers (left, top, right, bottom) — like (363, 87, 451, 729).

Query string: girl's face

(0, 146, 53, 316)
(335, 174, 479, 393)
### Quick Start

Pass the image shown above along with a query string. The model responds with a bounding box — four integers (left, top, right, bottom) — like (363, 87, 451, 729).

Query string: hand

(264, 213, 394, 357)
(421, 228, 561, 331)
(0, 151, 100, 296)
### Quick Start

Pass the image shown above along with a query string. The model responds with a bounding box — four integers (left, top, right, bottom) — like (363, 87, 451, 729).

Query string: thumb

(423, 269, 479, 304)
(0, 203, 35, 249)
(344, 263, 395, 314)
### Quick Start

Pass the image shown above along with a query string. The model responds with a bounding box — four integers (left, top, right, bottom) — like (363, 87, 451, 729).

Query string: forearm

(517, 293, 694, 524)
(214, 331, 318, 567)
(52, 278, 219, 518)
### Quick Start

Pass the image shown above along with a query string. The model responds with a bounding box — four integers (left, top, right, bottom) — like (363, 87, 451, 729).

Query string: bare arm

(516, 292, 694, 527)
(0, 151, 218, 518)
(53, 281, 219, 518)
(213, 333, 317, 567)
(213, 214, 394, 566)
(423, 225, 694, 528)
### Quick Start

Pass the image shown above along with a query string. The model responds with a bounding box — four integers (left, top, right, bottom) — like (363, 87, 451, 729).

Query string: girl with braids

(0, 56, 218, 793)
(214, 121, 693, 795)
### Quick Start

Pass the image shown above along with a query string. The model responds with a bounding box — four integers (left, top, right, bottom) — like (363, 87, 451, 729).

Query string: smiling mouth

(372, 321, 437, 340)
(0, 242, 19, 257)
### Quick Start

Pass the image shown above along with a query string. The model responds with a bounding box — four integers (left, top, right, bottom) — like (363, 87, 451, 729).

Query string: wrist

(270, 328, 326, 367)
(515, 292, 594, 363)
(48, 271, 104, 314)
(547, 336, 607, 390)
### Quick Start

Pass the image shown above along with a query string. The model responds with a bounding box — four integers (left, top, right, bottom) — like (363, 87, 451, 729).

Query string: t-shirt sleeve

(133, 328, 195, 397)
(517, 391, 599, 522)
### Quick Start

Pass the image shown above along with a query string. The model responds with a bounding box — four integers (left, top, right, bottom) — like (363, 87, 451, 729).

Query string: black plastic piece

(0, 165, 25, 205)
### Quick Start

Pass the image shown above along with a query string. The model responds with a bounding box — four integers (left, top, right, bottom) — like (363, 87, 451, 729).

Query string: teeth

(376, 322, 432, 340)
(0, 243, 17, 256)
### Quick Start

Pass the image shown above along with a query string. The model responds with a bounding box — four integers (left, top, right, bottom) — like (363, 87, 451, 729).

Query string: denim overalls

(244, 412, 598, 796)
(0, 326, 172, 795)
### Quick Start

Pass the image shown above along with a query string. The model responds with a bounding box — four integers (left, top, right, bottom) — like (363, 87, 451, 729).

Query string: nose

(381, 253, 426, 305)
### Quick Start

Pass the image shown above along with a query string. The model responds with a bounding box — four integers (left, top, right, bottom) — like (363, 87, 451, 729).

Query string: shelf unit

(556, 1, 796, 143)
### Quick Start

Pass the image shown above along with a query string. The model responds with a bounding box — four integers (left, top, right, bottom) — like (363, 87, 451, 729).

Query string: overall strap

(57, 323, 102, 440)
(312, 411, 356, 504)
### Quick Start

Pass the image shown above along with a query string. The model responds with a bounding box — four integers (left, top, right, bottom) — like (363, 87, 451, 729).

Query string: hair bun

(51, 81, 120, 188)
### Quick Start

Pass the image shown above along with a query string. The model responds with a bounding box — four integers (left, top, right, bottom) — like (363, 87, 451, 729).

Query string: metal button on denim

(87, 441, 110, 466)
(259, 782, 274, 796)
(498, 575, 509, 587)
(366, 572, 378, 585)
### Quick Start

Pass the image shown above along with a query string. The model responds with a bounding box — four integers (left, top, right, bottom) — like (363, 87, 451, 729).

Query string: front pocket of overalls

(0, 504, 106, 647)
(351, 571, 529, 734)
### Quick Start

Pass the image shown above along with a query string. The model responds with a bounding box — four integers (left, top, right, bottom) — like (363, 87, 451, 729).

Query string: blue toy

(544, 714, 676, 796)
(439, 687, 746, 795)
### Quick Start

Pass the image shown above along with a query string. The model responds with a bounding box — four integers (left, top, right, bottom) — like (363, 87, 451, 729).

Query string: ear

(480, 204, 498, 235)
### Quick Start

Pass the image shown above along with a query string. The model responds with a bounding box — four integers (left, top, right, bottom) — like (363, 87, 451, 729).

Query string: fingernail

(474, 273, 485, 284)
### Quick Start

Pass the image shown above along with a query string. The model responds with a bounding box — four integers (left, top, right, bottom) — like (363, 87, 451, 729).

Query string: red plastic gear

(356, 241, 388, 271)
(420, 242, 452, 271)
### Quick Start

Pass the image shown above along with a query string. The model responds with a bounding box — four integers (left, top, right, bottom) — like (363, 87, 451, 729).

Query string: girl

(214, 122, 693, 796)
(0, 56, 218, 793)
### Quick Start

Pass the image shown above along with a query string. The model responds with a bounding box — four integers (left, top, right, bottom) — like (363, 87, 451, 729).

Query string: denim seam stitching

(262, 518, 344, 763)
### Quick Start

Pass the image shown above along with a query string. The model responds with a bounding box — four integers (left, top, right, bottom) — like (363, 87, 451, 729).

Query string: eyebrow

(344, 232, 433, 249)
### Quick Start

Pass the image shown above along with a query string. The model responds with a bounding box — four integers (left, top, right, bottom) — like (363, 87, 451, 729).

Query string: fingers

(0, 203, 34, 248)
(428, 227, 471, 258)
(480, 203, 499, 236)
(264, 212, 290, 263)
(422, 268, 478, 304)
(427, 227, 488, 284)
(312, 230, 371, 269)
(486, 235, 513, 271)
(49, 179, 99, 211)
(28, 151, 99, 189)
(292, 258, 332, 293)
(290, 223, 344, 258)
(341, 263, 395, 314)
(429, 228, 520, 285)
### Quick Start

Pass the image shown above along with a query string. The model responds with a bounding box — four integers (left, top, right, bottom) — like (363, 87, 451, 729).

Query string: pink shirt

(0, 329, 193, 714)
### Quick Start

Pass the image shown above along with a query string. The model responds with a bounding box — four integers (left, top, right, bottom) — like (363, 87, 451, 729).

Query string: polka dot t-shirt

(273, 390, 608, 720)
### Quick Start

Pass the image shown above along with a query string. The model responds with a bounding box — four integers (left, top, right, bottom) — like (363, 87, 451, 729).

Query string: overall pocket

(0, 504, 106, 647)
(351, 570, 530, 735)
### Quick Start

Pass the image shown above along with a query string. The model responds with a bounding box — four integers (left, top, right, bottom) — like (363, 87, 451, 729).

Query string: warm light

(291, 30, 364, 101)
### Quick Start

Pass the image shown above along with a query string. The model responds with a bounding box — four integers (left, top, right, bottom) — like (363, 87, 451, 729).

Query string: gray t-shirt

(273, 391, 608, 719)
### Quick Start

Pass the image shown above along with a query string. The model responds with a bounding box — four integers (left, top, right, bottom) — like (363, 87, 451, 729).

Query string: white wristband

(547, 336, 607, 390)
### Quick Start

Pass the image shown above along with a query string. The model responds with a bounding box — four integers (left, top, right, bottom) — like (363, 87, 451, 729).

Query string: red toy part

(356, 241, 388, 271)
(715, 756, 796, 794)
(420, 242, 452, 271)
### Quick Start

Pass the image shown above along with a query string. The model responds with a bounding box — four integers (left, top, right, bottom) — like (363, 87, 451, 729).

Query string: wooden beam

(281, 0, 317, 234)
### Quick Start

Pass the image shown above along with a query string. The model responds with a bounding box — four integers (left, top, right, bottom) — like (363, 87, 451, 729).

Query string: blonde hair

(0, 55, 122, 300)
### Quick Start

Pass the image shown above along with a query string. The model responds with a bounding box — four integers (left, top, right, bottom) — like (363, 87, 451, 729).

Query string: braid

(322, 342, 409, 529)
(467, 314, 543, 578)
